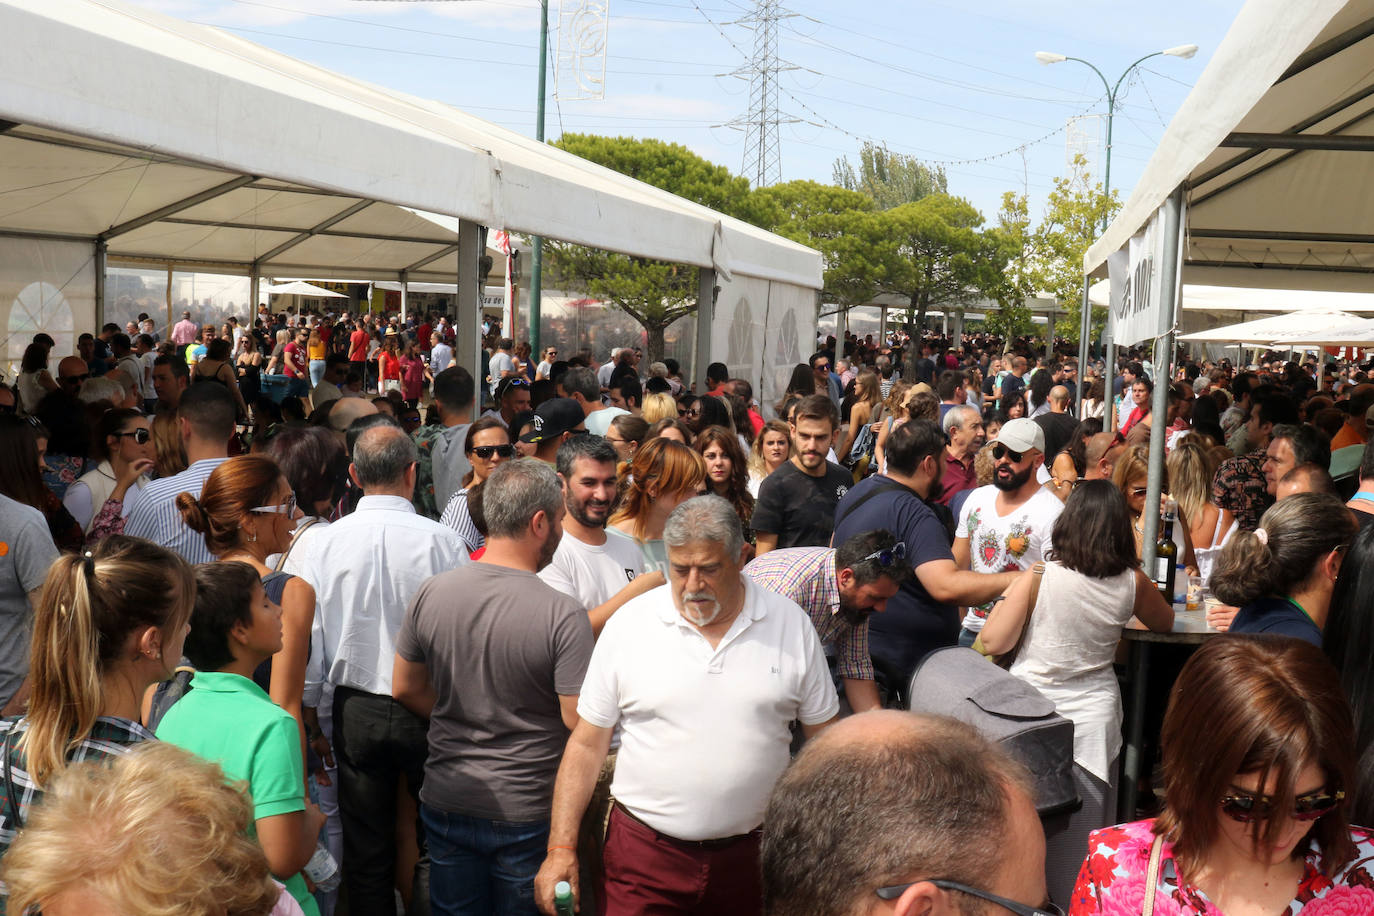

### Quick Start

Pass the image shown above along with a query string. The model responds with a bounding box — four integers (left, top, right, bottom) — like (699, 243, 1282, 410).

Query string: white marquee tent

(1177, 308, 1361, 344)
(0, 0, 822, 403)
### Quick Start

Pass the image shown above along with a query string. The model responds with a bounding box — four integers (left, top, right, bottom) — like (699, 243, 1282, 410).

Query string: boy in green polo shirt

(157, 561, 326, 916)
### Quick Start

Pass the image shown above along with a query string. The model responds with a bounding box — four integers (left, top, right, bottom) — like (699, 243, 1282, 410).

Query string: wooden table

(1119, 608, 1218, 816)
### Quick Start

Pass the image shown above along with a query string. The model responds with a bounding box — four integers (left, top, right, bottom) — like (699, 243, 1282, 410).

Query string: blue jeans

(957, 627, 979, 648)
(421, 804, 548, 916)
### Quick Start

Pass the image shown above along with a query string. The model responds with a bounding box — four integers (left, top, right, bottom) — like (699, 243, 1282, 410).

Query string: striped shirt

(742, 547, 874, 681)
(439, 488, 484, 554)
(124, 457, 229, 564)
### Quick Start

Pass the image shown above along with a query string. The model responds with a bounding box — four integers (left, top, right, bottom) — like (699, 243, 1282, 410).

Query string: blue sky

(123, 0, 1245, 223)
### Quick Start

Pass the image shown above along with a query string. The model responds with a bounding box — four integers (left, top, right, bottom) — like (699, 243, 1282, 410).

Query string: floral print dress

(1070, 819, 1374, 915)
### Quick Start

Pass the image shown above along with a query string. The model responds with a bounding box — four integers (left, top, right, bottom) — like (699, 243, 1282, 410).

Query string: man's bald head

(328, 396, 380, 435)
(1049, 385, 1070, 411)
(762, 712, 1040, 916)
(350, 423, 417, 491)
(1083, 432, 1117, 480)
(56, 356, 89, 393)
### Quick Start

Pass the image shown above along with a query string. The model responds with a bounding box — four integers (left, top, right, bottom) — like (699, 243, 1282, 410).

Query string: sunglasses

(116, 428, 152, 445)
(250, 493, 298, 516)
(1220, 788, 1345, 823)
(1130, 486, 1149, 498)
(471, 444, 515, 459)
(876, 879, 1063, 916)
(686, 408, 701, 418)
(991, 444, 1024, 463)
(862, 542, 907, 567)
(60, 373, 90, 385)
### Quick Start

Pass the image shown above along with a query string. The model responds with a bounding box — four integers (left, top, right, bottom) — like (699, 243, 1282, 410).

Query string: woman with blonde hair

(640, 391, 678, 426)
(835, 370, 882, 466)
(0, 537, 195, 869)
(1112, 444, 1197, 575)
(872, 379, 913, 476)
(1167, 435, 1233, 584)
(608, 437, 707, 572)
(4, 743, 297, 915)
(748, 419, 792, 496)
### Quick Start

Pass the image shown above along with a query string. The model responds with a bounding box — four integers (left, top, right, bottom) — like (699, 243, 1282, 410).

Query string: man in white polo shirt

(534, 495, 838, 916)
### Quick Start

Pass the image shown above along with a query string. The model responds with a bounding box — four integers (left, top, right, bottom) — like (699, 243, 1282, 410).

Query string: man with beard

(535, 496, 837, 916)
(540, 436, 665, 636)
(393, 458, 594, 914)
(952, 418, 1063, 648)
(753, 394, 853, 555)
(743, 530, 909, 713)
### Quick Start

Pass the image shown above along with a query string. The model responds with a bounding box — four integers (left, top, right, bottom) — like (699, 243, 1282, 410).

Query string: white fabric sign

(1108, 206, 1169, 348)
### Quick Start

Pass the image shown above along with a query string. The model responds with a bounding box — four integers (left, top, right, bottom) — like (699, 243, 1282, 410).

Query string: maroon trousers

(599, 805, 763, 916)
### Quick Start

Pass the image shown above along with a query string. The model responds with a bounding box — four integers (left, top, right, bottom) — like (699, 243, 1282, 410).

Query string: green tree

(870, 194, 994, 374)
(543, 134, 770, 359)
(979, 191, 1036, 340)
(832, 141, 947, 210)
(756, 180, 881, 308)
(1035, 155, 1119, 344)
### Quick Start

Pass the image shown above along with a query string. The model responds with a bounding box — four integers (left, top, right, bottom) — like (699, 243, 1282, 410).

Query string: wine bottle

(1157, 497, 1178, 601)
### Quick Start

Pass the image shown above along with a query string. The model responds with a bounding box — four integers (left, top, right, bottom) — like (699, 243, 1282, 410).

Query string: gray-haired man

(535, 495, 837, 916)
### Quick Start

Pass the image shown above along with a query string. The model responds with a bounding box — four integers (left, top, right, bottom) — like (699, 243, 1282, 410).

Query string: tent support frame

(694, 268, 718, 393)
(254, 199, 375, 266)
(456, 220, 483, 386)
(98, 175, 257, 241)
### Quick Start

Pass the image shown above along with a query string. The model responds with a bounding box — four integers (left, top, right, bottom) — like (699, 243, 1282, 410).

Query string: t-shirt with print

(395, 563, 593, 821)
(831, 476, 957, 686)
(283, 341, 307, 379)
(956, 485, 1062, 633)
(752, 460, 852, 550)
(539, 530, 645, 610)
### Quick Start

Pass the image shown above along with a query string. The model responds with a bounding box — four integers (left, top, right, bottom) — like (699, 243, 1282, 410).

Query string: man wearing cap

(523, 398, 588, 464)
(953, 418, 1062, 648)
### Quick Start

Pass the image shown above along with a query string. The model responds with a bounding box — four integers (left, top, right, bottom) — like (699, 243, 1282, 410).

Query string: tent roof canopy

(0, 0, 821, 289)
(1087, 280, 1374, 312)
(1085, 0, 1374, 292)
(1177, 308, 1360, 343)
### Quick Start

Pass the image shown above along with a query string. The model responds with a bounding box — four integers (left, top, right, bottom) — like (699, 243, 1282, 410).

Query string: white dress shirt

(297, 494, 467, 703)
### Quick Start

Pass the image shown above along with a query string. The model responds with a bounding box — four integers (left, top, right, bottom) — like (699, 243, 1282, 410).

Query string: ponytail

(21, 537, 194, 785)
(1210, 493, 1356, 608)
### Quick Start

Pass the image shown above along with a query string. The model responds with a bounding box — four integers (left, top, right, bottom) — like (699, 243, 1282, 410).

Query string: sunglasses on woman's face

(1220, 787, 1345, 823)
(471, 444, 515, 460)
(116, 428, 152, 445)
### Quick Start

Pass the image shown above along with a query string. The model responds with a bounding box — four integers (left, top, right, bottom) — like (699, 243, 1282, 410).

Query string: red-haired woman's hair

(608, 438, 706, 541)
(176, 455, 282, 557)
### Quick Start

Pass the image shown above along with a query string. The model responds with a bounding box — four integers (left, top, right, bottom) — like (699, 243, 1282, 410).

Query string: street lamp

(1036, 44, 1196, 416)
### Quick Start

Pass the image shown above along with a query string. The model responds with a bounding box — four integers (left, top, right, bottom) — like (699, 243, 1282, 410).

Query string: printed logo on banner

(726, 295, 755, 377)
(1107, 200, 1184, 348)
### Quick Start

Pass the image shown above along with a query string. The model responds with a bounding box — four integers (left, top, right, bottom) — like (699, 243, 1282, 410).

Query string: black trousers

(332, 685, 430, 914)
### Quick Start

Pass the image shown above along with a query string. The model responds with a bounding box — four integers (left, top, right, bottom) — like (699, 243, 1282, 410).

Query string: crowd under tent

(0, 0, 822, 404)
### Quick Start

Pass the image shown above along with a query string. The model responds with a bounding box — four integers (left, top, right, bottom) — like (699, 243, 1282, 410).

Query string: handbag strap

(1141, 834, 1164, 916)
(4, 722, 22, 830)
(273, 517, 322, 573)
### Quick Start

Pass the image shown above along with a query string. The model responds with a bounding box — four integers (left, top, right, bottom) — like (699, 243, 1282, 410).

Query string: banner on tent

(1108, 203, 1178, 348)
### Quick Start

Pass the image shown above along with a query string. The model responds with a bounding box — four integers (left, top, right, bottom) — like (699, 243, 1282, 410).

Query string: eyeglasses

(116, 428, 152, 445)
(861, 542, 907, 567)
(471, 444, 515, 459)
(1220, 788, 1345, 823)
(1130, 486, 1149, 498)
(991, 444, 1024, 463)
(250, 493, 298, 516)
(876, 878, 1063, 916)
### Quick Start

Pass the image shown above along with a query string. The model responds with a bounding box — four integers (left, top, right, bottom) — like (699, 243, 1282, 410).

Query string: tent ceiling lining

(1279, 14, 1374, 80)
(1191, 229, 1374, 244)
(157, 217, 456, 246)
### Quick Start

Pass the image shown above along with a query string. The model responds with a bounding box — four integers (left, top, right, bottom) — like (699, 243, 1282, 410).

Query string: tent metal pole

(250, 275, 259, 322)
(94, 241, 106, 329)
(1104, 316, 1117, 434)
(400, 271, 408, 324)
(1077, 276, 1091, 406)
(527, 0, 550, 355)
(693, 267, 717, 394)
(456, 220, 482, 386)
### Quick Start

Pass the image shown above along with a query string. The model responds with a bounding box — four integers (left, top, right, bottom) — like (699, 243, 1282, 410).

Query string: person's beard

(680, 591, 722, 627)
(566, 491, 610, 529)
(837, 598, 871, 626)
(993, 463, 1033, 492)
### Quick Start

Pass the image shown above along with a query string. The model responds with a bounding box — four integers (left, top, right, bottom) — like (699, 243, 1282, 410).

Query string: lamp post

(1035, 45, 1196, 418)
(528, 0, 549, 356)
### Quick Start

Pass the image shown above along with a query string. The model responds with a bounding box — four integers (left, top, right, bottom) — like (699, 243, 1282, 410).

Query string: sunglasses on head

(1220, 788, 1344, 823)
(471, 444, 515, 459)
(991, 443, 1023, 463)
(876, 878, 1062, 916)
(861, 542, 907, 567)
(116, 428, 152, 445)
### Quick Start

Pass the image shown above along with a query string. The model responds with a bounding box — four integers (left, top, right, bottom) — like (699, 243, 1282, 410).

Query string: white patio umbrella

(1270, 315, 1374, 348)
(266, 280, 349, 322)
(1178, 308, 1361, 345)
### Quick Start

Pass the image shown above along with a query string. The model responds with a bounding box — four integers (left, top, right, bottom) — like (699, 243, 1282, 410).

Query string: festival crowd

(0, 307, 1372, 916)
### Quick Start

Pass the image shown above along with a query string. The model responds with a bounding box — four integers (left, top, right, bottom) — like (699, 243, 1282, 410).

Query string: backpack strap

(834, 478, 916, 530)
(3, 723, 20, 830)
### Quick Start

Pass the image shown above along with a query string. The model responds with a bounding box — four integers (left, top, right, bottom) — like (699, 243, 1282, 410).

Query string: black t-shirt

(752, 461, 852, 550)
(914, 357, 936, 386)
(832, 476, 958, 688)
(1035, 412, 1080, 468)
(999, 373, 1025, 411)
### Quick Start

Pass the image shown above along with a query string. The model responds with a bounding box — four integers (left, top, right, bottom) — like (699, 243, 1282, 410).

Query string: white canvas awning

(0, 0, 822, 289)
(1088, 280, 1374, 313)
(1178, 308, 1361, 344)
(266, 281, 348, 299)
(1271, 315, 1374, 347)
(1084, 0, 1374, 294)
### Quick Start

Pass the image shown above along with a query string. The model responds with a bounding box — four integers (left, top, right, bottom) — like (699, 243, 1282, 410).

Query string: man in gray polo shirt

(0, 493, 59, 712)
(394, 458, 593, 913)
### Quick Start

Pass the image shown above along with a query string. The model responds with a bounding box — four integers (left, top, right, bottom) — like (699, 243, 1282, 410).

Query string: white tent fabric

(0, 0, 820, 290)
(267, 281, 348, 298)
(1178, 308, 1360, 344)
(1271, 315, 1374, 346)
(1088, 280, 1374, 313)
(1084, 0, 1374, 293)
